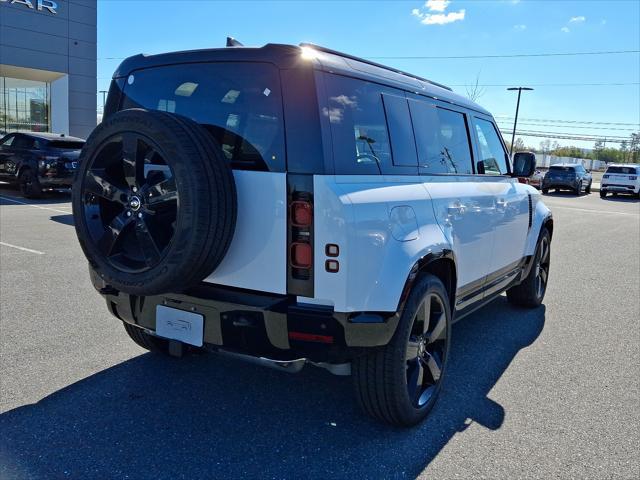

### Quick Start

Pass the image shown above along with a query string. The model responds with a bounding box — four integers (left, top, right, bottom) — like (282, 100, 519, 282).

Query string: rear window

(549, 166, 575, 172)
(606, 166, 638, 174)
(120, 62, 285, 172)
(48, 140, 84, 149)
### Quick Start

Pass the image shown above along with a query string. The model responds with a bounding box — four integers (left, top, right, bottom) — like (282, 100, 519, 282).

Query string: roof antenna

(226, 37, 244, 47)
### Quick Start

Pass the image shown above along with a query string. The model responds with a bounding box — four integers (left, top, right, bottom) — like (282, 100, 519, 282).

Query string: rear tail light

(288, 180, 314, 289)
(291, 201, 313, 227)
(517, 177, 529, 184)
(291, 242, 312, 269)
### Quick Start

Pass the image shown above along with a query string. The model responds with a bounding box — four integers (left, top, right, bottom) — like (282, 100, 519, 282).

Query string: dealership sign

(0, 0, 58, 14)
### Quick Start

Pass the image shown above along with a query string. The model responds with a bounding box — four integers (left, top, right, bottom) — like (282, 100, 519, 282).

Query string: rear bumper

(601, 183, 639, 193)
(37, 170, 75, 188)
(542, 179, 578, 190)
(90, 269, 399, 357)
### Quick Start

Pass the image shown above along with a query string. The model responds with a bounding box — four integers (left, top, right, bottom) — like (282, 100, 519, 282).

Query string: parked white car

(600, 164, 640, 198)
(71, 42, 553, 427)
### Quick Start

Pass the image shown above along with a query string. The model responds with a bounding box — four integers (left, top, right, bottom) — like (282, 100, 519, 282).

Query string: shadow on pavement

(600, 194, 639, 203)
(0, 183, 71, 206)
(49, 214, 75, 226)
(0, 298, 545, 479)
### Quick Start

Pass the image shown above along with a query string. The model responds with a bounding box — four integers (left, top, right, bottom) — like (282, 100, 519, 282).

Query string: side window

(12, 136, 34, 149)
(0, 135, 15, 147)
(474, 118, 509, 175)
(409, 99, 473, 175)
(322, 73, 391, 175)
(381, 94, 418, 168)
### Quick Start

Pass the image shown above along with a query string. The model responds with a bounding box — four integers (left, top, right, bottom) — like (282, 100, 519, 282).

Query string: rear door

(471, 116, 530, 282)
(0, 134, 17, 176)
(119, 62, 288, 294)
(408, 96, 495, 301)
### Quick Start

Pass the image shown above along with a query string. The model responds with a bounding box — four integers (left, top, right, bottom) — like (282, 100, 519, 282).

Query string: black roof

(113, 42, 490, 116)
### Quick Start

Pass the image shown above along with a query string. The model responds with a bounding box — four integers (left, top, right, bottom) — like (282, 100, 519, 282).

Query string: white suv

(72, 42, 553, 427)
(600, 164, 640, 198)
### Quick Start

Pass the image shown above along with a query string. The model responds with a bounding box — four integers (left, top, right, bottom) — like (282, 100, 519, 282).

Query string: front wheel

(600, 190, 607, 198)
(353, 274, 451, 427)
(542, 188, 549, 194)
(575, 182, 583, 196)
(585, 181, 592, 194)
(19, 169, 42, 198)
(507, 227, 551, 308)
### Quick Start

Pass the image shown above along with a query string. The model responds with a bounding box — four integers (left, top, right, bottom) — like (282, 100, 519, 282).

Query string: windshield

(120, 62, 285, 172)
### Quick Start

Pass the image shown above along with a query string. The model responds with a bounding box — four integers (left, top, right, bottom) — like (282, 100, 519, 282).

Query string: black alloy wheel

(405, 292, 448, 408)
(535, 233, 551, 300)
(82, 132, 178, 273)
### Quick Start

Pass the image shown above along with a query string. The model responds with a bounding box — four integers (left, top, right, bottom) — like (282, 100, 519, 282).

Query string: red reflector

(291, 242, 312, 268)
(517, 177, 528, 184)
(291, 201, 313, 227)
(288, 332, 334, 344)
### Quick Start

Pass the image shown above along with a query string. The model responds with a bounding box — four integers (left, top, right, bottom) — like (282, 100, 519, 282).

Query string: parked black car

(541, 163, 592, 195)
(0, 132, 85, 198)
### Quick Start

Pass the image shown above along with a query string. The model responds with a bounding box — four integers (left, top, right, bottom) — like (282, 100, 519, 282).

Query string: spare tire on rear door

(72, 108, 237, 296)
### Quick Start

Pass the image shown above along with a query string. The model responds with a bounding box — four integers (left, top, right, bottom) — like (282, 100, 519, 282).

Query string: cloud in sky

(513, 24, 527, 30)
(569, 16, 586, 23)
(425, 0, 450, 12)
(561, 26, 570, 33)
(412, 1, 466, 25)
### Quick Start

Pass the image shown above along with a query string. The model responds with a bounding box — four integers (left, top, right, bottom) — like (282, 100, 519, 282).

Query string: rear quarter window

(120, 62, 285, 172)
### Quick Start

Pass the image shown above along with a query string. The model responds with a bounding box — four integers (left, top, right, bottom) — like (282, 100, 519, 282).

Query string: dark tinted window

(11, 135, 35, 149)
(382, 94, 418, 168)
(0, 135, 15, 146)
(549, 166, 575, 172)
(322, 73, 391, 175)
(474, 118, 508, 175)
(409, 100, 473, 174)
(121, 62, 285, 171)
(606, 166, 638, 174)
(48, 140, 85, 150)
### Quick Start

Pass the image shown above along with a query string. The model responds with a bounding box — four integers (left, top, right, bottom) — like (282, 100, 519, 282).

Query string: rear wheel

(507, 227, 551, 308)
(19, 169, 42, 198)
(542, 188, 549, 194)
(585, 181, 592, 194)
(353, 274, 451, 427)
(600, 190, 607, 198)
(575, 181, 583, 196)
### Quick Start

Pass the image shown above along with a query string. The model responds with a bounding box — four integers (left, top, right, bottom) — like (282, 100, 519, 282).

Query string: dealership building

(0, 0, 97, 139)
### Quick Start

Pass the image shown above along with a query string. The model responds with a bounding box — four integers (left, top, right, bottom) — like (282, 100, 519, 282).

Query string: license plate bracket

(156, 305, 204, 347)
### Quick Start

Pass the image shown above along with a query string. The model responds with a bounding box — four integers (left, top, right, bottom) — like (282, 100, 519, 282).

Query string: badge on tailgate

(156, 305, 204, 347)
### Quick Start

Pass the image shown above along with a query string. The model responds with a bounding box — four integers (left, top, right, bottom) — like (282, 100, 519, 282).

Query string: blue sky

(97, 0, 640, 149)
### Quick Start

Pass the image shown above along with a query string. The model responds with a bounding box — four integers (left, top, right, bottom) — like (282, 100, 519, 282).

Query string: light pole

(507, 87, 533, 156)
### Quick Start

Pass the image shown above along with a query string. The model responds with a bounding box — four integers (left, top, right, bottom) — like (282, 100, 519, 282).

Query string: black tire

(542, 188, 549, 194)
(122, 321, 169, 353)
(600, 190, 607, 198)
(507, 227, 551, 308)
(353, 274, 452, 427)
(585, 181, 592, 194)
(575, 181, 582, 196)
(19, 169, 43, 198)
(72, 109, 237, 296)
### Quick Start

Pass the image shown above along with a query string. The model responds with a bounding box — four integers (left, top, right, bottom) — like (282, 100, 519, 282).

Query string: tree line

(507, 132, 640, 163)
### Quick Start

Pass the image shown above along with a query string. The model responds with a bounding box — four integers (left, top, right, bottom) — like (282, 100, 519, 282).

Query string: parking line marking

(552, 205, 640, 217)
(0, 242, 45, 255)
(0, 196, 72, 215)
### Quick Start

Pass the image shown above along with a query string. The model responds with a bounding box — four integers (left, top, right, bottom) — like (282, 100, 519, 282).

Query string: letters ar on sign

(0, 0, 58, 15)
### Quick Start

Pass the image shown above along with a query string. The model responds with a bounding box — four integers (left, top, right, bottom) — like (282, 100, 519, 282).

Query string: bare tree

(465, 72, 486, 102)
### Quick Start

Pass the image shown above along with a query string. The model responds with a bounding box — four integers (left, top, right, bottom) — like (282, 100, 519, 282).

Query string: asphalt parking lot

(0, 184, 638, 479)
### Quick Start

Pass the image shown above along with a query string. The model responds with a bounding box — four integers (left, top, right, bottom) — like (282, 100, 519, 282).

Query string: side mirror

(513, 151, 536, 178)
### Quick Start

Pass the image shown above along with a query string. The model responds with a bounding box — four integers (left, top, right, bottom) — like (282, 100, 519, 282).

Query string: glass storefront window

(0, 77, 50, 135)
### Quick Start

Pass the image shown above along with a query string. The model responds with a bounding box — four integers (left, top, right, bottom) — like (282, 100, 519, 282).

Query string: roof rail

(299, 43, 452, 92)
